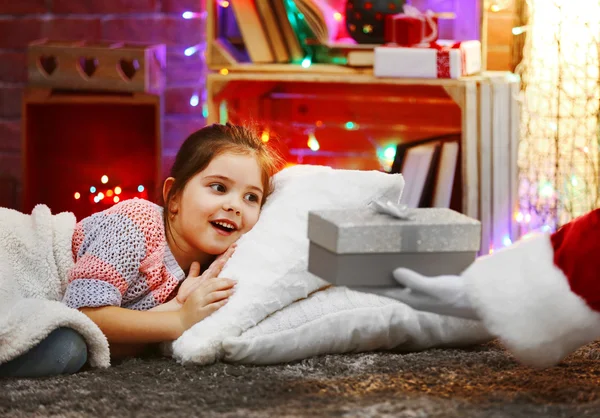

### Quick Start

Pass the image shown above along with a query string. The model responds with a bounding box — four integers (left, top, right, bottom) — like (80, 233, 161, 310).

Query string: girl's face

(166, 151, 264, 267)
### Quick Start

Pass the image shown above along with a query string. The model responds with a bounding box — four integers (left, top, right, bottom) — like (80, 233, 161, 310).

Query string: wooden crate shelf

(22, 88, 163, 220)
(203, 1, 519, 253)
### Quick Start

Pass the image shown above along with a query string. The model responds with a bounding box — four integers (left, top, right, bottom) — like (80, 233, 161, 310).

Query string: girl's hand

(179, 276, 236, 331)
(176, 244, 236, 305)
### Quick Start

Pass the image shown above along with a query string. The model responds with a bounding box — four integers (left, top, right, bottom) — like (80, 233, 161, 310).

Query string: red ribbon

(428, 41, 465, 78)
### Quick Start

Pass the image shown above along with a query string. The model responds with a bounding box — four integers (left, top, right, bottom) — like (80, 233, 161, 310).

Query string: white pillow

(170, 165, 404, 364)
(222, 286, 493, 364)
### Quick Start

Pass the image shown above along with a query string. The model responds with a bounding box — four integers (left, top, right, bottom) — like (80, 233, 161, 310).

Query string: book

(230, 0, 275, 63)
(292, 0, 339, 45)
(398, 142, 441, 208)
(256, 0, 290, 63)
(432, 140, 459, 208)
(313, 42, 377, 66)
(418, 142, 443, 207)
(346, 49, 374, 67)
(272, 0, 305, 62)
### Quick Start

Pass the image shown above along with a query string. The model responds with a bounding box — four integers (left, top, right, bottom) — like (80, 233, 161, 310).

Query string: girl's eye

(244, 193, 259, 203)
(210, 183, 226, 193)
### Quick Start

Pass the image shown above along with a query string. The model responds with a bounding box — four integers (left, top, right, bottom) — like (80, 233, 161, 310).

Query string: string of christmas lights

(73, 174, 148, 206)
(212, 102, 407, 172)
(515, 0, 600, 235)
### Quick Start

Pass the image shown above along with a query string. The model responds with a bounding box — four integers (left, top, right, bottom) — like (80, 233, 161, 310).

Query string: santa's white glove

(362, 268, 480, 320)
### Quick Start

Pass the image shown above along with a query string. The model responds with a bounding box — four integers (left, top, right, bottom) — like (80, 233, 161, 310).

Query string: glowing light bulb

(512, 26, 527, 35)
(515, 211, 524, 223)
(219, 0, 229, 7)
(502, 235, 512, 247)
(301, 57, 311, 68)
(202, 103, 209, 118)
(138, 185, 145, 193)
(107, 190, 114, 197)
(307, 132, 320, 151)
(74, 192, 81, 200)
(113, 196, 120, 203)
(190, 94, 199, 107)
(345, 121, 358, 130)
(101, 175, 109, 184)
(90, 186, 96, 193)
(184, 45, 199, 56)
(219, 68, 229, 75)
(114, 186, 122, 195)
(97, 192, 105, 200)
(571, 175, 578, 186)
(333, 12, 343, 22)
(539, 182, 555, 198)
(383, 145, 396, 161)
(182, 11, 194, 19)
(261, 131, 270, 143)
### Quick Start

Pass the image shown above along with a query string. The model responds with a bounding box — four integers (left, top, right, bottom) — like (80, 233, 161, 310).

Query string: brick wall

(0, 0, 209, 210)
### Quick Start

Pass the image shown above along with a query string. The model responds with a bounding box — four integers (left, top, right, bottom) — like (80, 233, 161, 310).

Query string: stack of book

(390, 134, 461, 210)
(223, 0, 378, 66)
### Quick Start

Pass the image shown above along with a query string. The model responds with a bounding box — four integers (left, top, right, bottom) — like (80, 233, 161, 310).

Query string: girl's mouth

(210, 221, 237, 235)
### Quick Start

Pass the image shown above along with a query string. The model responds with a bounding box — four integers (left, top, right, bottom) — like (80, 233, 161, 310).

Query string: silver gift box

(307, 208, 481, 288)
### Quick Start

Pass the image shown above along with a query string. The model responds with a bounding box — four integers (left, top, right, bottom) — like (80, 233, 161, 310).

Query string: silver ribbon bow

(369, 199, 412, 220)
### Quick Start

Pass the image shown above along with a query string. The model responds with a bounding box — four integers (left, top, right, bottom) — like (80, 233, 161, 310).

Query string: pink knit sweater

(62, 198, 185, 311)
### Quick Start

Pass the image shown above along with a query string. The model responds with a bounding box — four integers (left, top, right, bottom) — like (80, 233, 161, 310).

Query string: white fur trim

(464, 234, 600, 368)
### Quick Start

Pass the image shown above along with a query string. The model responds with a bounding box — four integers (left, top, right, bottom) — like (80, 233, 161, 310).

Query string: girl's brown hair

(163, 122, 283, 228)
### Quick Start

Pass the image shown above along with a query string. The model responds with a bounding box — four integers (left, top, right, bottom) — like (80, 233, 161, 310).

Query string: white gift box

(374, 40, 482, 79)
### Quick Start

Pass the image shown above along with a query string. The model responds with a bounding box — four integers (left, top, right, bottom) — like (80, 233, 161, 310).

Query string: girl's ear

(162, 177, 179, 214)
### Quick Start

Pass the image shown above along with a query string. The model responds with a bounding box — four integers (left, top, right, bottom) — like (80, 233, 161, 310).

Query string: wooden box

(22, 89, 163, 220)
(27, 40, 166, 93)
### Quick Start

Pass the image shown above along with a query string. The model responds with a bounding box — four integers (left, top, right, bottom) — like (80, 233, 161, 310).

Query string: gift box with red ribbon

(374, 40, 482, 79)
(384, 12, 439, 46)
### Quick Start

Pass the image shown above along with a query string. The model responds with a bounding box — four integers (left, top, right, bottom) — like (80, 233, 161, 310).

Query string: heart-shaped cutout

(38, 55, 57, 76)
(118, 59, 139, 80)
(78, 56, 98, 78)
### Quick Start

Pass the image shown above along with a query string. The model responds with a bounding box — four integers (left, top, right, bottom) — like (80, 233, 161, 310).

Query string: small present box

(374, 40, 482, 79)
(307, 208, 481, 288)
(384, 13, 439, 46)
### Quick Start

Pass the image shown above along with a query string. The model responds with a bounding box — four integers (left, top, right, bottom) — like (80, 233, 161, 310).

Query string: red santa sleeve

(462, 208, 600, 368)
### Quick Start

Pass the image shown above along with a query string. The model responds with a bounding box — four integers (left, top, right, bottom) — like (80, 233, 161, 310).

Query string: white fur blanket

(0, 205, 110, 368)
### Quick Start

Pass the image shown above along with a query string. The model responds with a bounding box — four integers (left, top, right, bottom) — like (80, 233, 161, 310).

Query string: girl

(0, 123, 282, 377)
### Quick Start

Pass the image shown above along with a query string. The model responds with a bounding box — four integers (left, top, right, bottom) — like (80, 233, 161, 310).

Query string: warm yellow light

(219, 1, 229, 7)
(114, 186, 122, 195)
(518, 0, 600, 231)
(97, 192, 105, 200)
(101, 175, 109, 184)
(113, 196, 120, 203)
(307, 132, 320, 151)
(74, 192, 81, 200)
(488, 0, 512, 12)
(261, 131, 270, 143)
(333, 12, 343, 22)
(219, 68, 229, 75)
(106, 190, 114, 197)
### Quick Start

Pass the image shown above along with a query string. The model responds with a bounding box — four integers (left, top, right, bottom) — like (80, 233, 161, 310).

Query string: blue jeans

(0, 327, 88, 378)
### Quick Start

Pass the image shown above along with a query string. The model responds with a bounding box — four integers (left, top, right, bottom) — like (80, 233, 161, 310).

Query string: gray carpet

(1, 340, 600, 417)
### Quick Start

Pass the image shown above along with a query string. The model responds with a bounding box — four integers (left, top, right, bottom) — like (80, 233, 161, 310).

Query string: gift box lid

(308, 207, 481, 254)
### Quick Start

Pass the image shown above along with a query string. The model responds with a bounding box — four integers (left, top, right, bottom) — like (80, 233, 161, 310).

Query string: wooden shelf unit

(204, 1, 520, 253)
